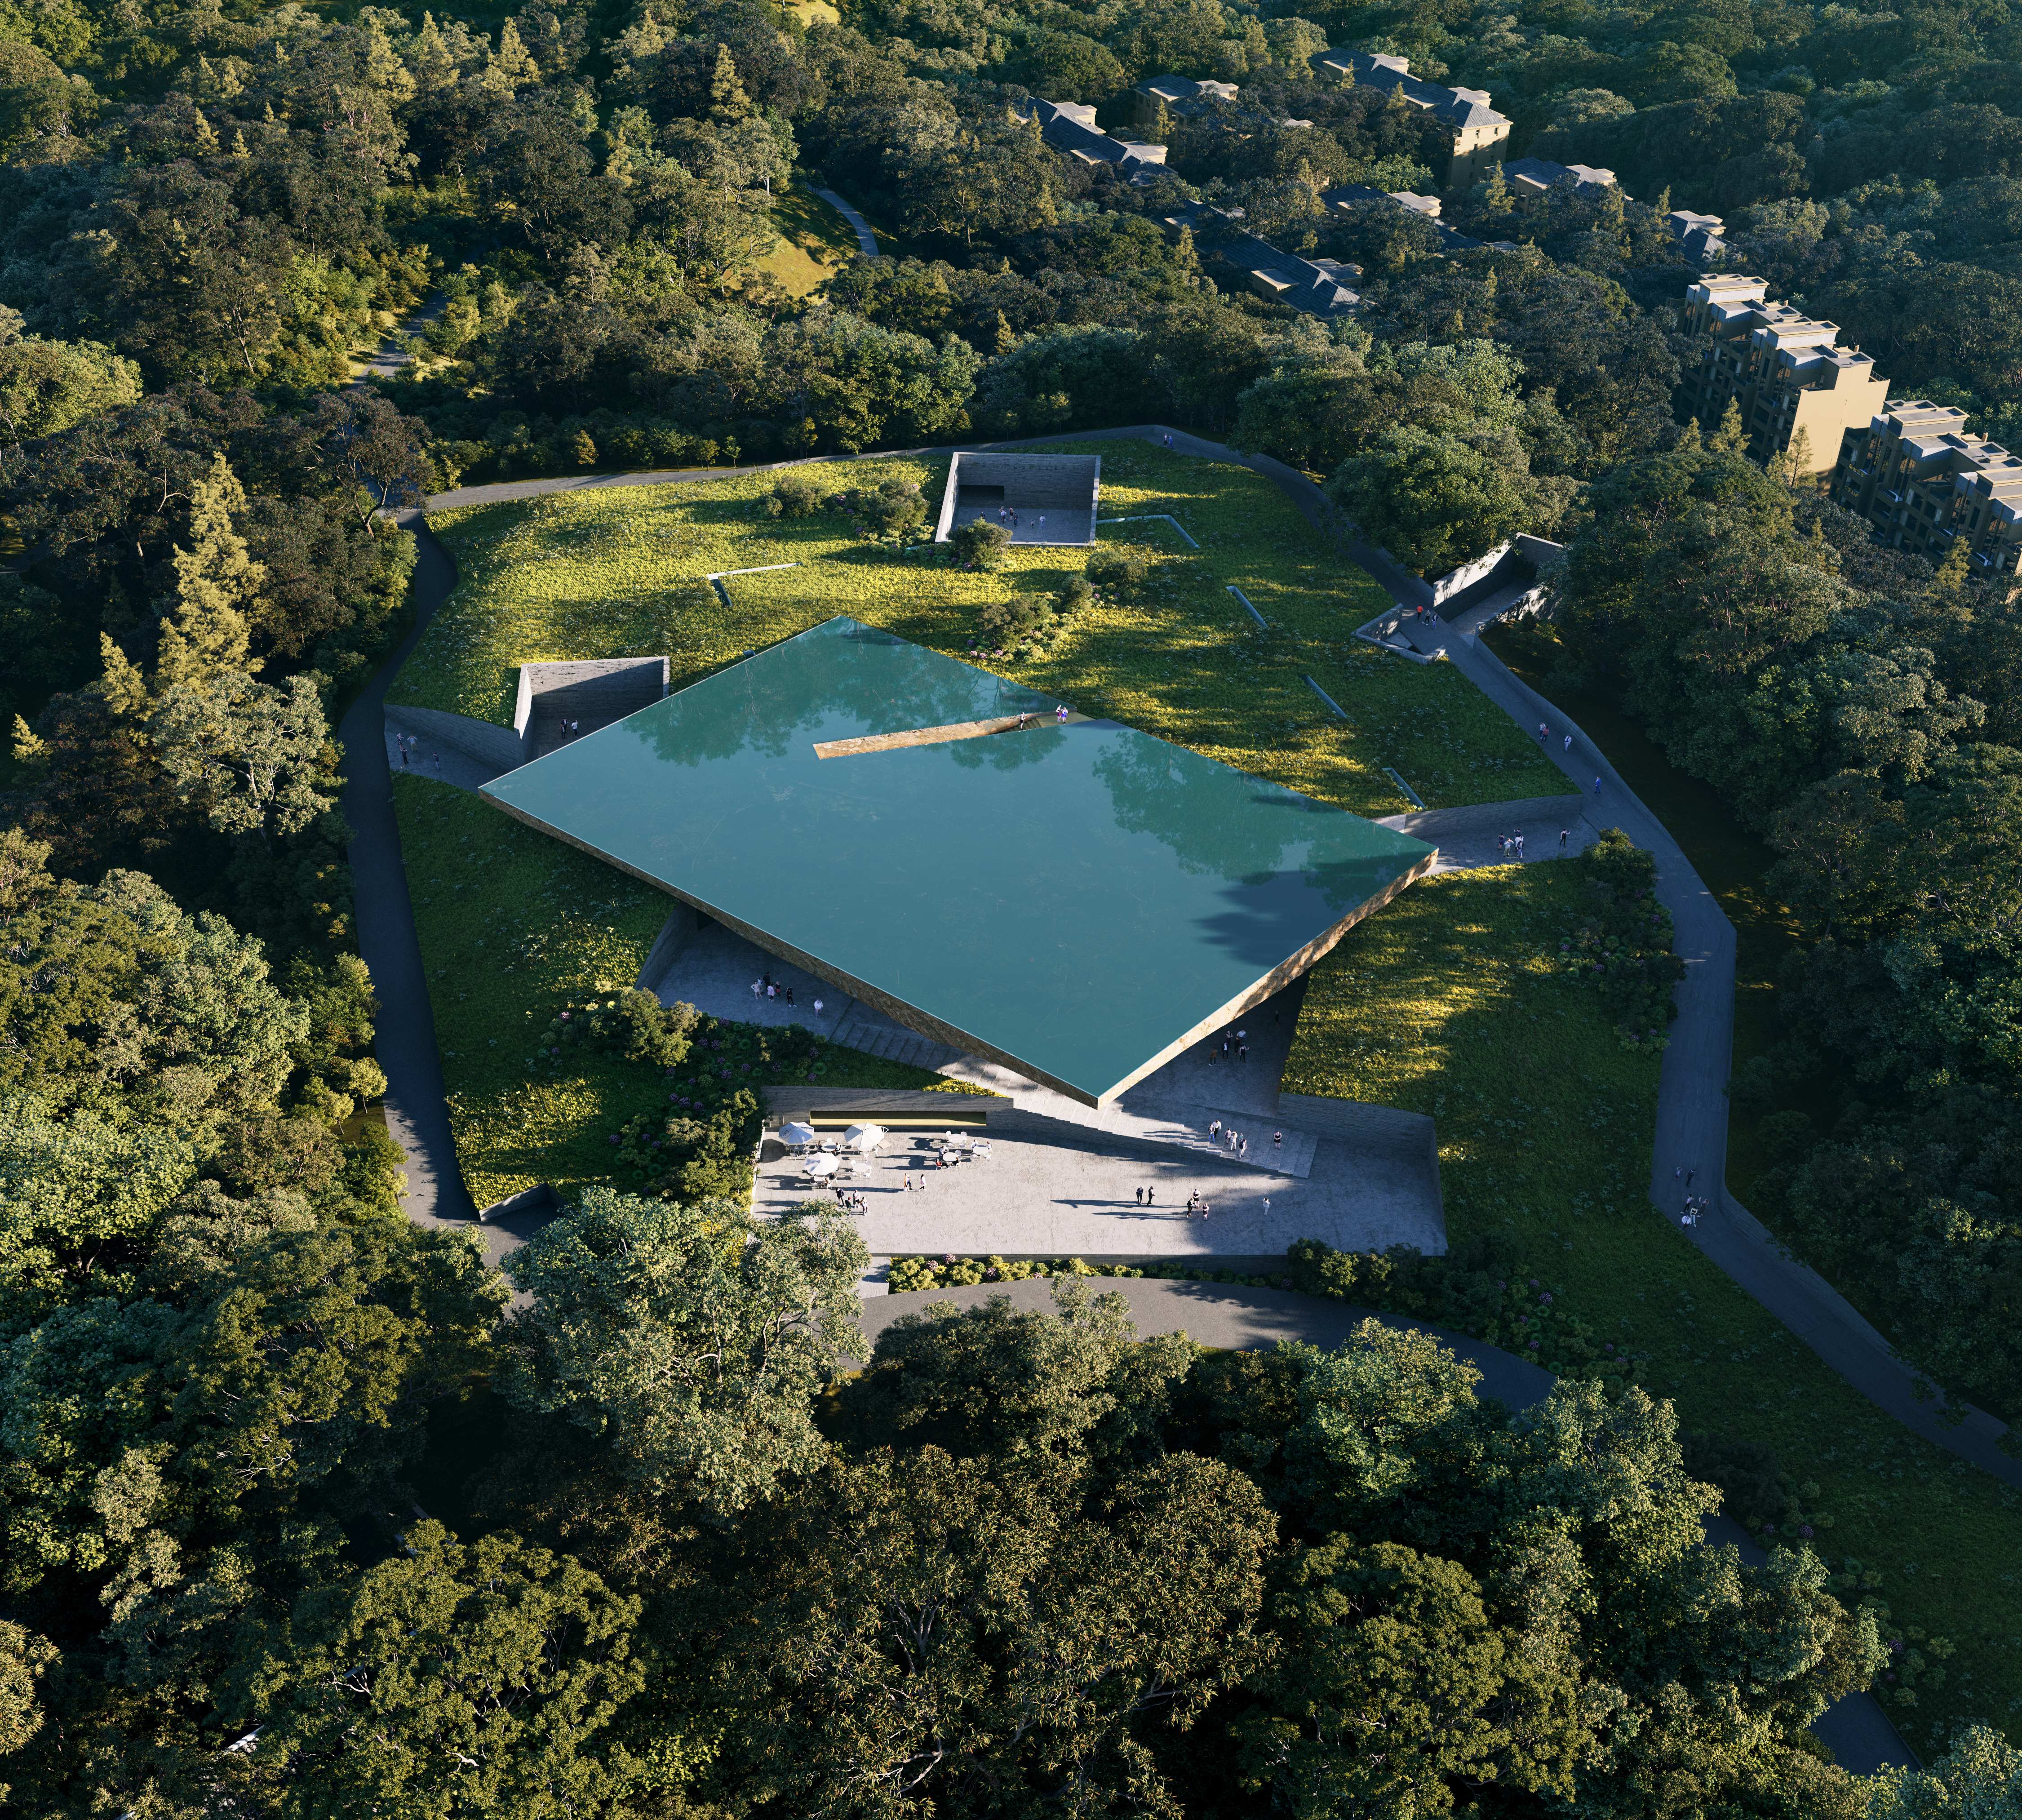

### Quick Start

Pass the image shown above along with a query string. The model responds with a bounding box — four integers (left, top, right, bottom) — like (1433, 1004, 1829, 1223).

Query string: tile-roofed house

(1018, 96, 1168, 178)
(1158, 204, 1361, 317)
(1500, 156, 1622, 206)
(1665, 208, 1728, 262)
(1134, 73, 1239, 129)
(1319, 183, 1488, 253)
(1308, 48, 1511, 186)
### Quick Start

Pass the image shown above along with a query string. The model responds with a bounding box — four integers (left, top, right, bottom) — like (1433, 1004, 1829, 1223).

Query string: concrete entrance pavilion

(480, 619, 1436, 1109)
(934, 450, 1103, 546)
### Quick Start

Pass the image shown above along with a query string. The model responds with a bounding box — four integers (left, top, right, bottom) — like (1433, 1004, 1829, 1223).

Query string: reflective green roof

(480, 618, 1433, 1105)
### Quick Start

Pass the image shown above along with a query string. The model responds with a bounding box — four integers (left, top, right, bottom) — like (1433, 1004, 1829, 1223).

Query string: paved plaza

(752, 1110, 1444, 1267)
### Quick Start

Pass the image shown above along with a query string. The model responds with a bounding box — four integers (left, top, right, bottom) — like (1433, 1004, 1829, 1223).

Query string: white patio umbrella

(804, 1152, 839, 1178)
(780, 1122, 816, 1147)
(842, 1123, 885, 1153)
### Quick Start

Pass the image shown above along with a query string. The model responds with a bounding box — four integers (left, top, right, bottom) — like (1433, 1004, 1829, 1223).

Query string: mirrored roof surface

(480, 618, 1434, 1104)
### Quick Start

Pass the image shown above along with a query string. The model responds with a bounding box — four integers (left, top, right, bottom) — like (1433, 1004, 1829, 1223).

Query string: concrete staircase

(830, 1007, 965, 1072)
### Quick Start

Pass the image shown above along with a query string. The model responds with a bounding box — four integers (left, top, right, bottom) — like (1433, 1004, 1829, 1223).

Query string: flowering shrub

(528, 990, 701, 1074)
(608, 1087, 763, 1202)
(1831, 1585, 1957, 1709)
(1561, 827, 1685, 1051)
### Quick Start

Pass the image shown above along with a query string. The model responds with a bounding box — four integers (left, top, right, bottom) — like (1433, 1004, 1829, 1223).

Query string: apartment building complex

(1501, 155, 1618, 206)
(1832, 402, 2022, 576)
(1680, 275, 1889, 476)
(1306, 49, 1510, 188)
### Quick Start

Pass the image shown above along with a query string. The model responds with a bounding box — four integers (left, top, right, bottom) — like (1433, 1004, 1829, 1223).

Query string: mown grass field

(403, 442, 1566, 819)
(394, 777, 962, 1208)
(1288, 861, 2022, 1754)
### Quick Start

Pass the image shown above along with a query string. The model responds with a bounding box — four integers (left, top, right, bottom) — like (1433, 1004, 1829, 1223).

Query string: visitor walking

(1538, 721, 1548, 741)
(1135, 1186, 1144, 1206)
(1209, 1119, 1222, 1140)
(1563, 734, 1572, 753)
(1515, 833, 1525, 859)
(1559, 828, 1569, 851)
(1239, 1136, 1249, 1159)
(751, 980, 763, 1000)
(1273, 1130, 1282, 1150)
(766, 983, 776, 1001)
(1238, 1042, 1248, 1062)
(813, 997, 824, 1017)
(1593, 775, 1603, 795)
(431, 752, 440, 774)
(1143, 1185, 1153, 1205)
(785, 986, 794, 1007)
(1262, 1197, 1271, 1218)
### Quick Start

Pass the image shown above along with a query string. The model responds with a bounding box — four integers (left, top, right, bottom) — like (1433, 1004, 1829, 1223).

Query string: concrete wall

(384, 704, 526, 776)
(514, 657, 670, 760)
(635, 902, 705, 996)
(936, 451, 1102, 538)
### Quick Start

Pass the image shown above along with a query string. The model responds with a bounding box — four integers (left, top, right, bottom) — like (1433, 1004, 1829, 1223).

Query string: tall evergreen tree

(158, 454, 263, 687)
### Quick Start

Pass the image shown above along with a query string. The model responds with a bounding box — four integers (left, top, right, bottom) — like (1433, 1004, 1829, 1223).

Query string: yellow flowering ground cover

(394, 777, 963, 1209)
(398, 441, 1566, 818)
(1288, 861, 2022, 1754)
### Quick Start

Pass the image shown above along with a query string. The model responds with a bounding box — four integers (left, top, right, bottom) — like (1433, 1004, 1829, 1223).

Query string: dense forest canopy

(4, 0, 2022, 1807)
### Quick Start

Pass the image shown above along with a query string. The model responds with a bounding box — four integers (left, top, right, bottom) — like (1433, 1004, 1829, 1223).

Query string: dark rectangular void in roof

(479, 619, 1435, 1105)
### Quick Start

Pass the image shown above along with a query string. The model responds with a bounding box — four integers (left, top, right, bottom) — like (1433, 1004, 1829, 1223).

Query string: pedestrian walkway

(814, 186, 878, 257)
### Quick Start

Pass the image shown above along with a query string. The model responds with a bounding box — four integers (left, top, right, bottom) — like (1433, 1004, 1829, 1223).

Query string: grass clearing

(1288, 859, 2022, 1753)
(407, 442, 1565, 818)
(394, 777, 962, 1208)
(755, 185, 859, 297)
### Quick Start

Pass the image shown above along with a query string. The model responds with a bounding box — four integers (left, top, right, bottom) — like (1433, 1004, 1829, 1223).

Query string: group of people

(391, 733, 440, 774)
(1206, 1028, 1250, 1065)
(1675, 1163, 1707, 1227)
(991, 504, 1045, 534)
(1206, 1118, 1258, 1160)
(751, 972, 826, 1017)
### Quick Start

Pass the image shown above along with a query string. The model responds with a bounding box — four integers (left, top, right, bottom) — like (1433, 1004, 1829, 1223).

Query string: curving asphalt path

(812, 186, 879, 257)
(858, 1275, 1913, 1773)
(346, 422, 2017, 1481)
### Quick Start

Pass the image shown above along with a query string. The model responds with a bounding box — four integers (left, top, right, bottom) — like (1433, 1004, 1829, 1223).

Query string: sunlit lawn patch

(402, 442, 1565, 818)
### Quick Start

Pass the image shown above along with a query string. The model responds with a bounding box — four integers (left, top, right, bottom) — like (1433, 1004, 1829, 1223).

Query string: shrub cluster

(528, 990, 702, 1075)
(662, 1018, 835, 1111)
(971, 575, 1097, 660)
(1562, 827, 1685, 1049)
(767, 473, 928, 540)
(886, 1254, 1146, 1292)
(608, 1088, 764, 1202)
(1286, 1234, 1651, 1394)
